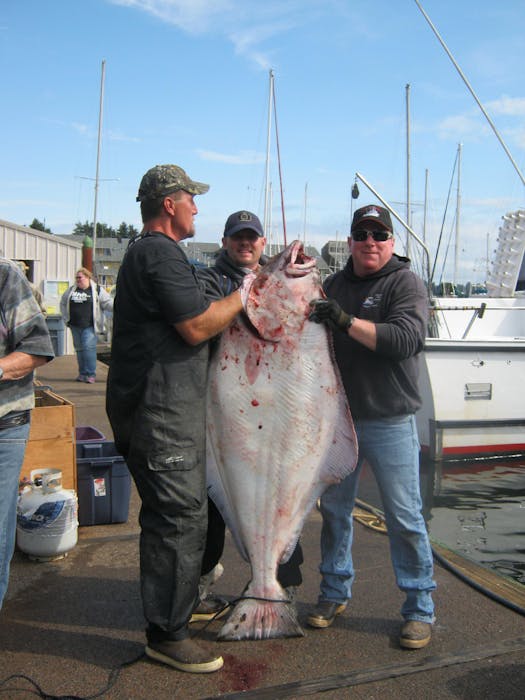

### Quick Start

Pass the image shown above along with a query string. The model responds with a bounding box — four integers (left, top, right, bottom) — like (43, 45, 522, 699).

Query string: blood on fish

(251, 399, 259, 406)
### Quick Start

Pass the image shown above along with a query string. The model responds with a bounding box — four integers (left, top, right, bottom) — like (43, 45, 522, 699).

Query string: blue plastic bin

(45, 314, 66, 356)
(76, 426, 106, 443)
(76, 441, 131, 526)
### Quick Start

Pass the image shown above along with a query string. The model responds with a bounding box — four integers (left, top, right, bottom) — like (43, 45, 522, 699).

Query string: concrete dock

(1, 354, 524, 699)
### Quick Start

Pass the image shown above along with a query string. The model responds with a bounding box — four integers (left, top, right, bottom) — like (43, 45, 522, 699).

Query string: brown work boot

(399, 620, 432, 649)
(190, 595, 229, 623)
(306, 601, 347, 628)
(145, 638, 223, 673)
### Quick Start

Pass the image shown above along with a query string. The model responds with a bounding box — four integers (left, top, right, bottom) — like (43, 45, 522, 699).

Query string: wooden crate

(20, 387, 77, 490)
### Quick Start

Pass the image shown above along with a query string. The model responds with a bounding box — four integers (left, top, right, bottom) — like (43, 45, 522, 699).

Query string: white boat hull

(417, 336, 525, 461)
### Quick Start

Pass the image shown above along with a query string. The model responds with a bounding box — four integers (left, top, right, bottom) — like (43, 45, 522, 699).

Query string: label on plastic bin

(93, 477, 107, 497)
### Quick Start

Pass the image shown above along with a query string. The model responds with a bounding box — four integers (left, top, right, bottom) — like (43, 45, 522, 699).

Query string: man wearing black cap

(106, 165, 253, 674)
(199, 210, 267, 296)
(196, 211, 304, 604)
(308, 204, 436, 650)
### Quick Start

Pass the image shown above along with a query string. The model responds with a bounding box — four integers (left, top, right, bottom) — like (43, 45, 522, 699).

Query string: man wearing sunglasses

(308, 204, 435, 650)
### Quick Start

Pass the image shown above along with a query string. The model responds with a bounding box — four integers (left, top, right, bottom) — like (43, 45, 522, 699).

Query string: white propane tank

(17, 468, 78, 561)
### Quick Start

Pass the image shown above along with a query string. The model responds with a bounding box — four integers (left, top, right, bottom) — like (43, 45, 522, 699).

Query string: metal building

(0, 218, 82, 355)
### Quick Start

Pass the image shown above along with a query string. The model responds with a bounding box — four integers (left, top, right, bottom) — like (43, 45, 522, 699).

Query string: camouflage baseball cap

(136, 164, 209, 202)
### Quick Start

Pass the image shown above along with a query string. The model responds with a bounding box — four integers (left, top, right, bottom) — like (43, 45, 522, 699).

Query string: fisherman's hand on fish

(309, 299, 354, 332)
(239, 271, 256, 310)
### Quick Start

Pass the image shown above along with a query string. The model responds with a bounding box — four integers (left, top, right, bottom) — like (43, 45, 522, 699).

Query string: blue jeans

(70, 325, 97, 377)
(319, 414, 436, 623)
(0, 420, 30, 609)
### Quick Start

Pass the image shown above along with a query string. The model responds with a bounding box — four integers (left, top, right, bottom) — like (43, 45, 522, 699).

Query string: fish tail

(217, 593, 304, 641)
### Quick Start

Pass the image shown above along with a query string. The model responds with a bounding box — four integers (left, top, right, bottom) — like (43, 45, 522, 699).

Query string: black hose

(354, 498, 525, 616)
(431, 546, 525, 616)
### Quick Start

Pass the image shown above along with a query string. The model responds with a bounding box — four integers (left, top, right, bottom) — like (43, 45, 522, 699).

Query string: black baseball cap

(351, 205, 393, 231)
(223, 210, 264, 237)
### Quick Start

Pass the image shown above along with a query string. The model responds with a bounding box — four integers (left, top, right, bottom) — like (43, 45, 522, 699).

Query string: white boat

(354, 170, 525, 463)
(407, 3, 525, 462)
(417, 210, 525, 461)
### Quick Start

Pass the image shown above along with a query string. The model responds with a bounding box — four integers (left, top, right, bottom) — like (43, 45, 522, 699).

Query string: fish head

(245, 240, 323, 341)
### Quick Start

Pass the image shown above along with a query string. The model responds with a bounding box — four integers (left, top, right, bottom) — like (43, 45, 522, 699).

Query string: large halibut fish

(206, 240, 358, 640)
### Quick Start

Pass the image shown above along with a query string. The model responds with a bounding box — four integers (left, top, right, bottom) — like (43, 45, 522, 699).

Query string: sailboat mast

(423, 168, 429, 244)
(92, 59, 105, 268)
(263, 70, 274, 238)
(414, 0, 525, 188)
(406, 83, 411, 257)
(454, 143, 462, 285)
(272, 77, 287, 246)
(303, 182, 308, 246)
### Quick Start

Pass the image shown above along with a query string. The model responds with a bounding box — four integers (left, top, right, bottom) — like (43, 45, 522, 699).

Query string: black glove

(309, 299, 354, 332)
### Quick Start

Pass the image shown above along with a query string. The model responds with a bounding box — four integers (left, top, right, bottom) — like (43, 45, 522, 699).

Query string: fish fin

(320, 406, 359, 484)
(206, 439, 250, 561)
(245, 303, 286, 341)
(279, 537, 298, 564)
(217, 596, 304, 641)
(218, 580, 304, 641)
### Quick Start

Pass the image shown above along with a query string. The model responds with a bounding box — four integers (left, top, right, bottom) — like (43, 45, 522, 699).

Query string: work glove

(309, 299, 354, 332)
(239, 272, 256, 310)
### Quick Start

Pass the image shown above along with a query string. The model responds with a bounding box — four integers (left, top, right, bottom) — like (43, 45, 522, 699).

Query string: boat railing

(429, 299, 525, 339)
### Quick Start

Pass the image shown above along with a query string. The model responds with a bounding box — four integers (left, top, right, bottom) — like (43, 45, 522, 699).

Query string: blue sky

(1, 0, 524, 283)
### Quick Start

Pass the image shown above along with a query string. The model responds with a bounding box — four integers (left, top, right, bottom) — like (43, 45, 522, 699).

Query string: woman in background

(60, 267, 113, 383)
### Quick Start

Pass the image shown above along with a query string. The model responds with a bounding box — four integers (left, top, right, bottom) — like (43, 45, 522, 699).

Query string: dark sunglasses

(351, 228, 393, 242)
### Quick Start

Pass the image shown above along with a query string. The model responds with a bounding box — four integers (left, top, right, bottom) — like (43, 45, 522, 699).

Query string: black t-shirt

(107, 232, 211, 417)
(68, 285, 94, 328)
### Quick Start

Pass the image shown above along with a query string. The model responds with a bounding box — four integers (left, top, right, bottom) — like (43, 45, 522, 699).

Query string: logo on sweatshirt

(362, 294, 382, 309)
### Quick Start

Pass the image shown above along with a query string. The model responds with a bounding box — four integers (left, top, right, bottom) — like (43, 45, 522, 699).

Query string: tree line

(30, 218, 139, 239)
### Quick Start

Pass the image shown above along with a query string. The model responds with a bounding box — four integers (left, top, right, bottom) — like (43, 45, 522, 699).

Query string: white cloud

(486, 95, 525, 117)
(508, 126, 525, 150)
(48, 119, 139, 143)
(197, 149, 264, 165)
(437, 114, 488, 141)
(71, 122, 91, 136)
(109, 0, 234, 34)
(0, 199, 56, 207)
(108, 0, 329, 69)
(107, 129, 141, 143)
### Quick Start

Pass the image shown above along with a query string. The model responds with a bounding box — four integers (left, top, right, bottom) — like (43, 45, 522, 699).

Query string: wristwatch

(0, 366, 4, 380)
(347, 314, 356, 330)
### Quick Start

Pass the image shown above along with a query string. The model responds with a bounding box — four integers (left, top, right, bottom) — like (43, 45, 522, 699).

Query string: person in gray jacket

(308, 204, 436, 649)
(60, 267, 113, 383)
(0, 257, 54, 609)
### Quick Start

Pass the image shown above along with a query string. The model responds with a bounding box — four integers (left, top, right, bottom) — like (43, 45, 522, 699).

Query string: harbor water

(358, 456, 525, 587)
(421, 456, 525, 586)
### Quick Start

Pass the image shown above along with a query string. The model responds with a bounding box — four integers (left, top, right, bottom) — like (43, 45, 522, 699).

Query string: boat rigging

(263, 70, 288, 248)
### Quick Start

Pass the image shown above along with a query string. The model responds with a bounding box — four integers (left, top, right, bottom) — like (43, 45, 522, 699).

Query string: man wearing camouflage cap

(106, 165, 253, 674)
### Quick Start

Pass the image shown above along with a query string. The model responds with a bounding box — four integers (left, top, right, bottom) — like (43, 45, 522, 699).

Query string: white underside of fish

(206, 241, 358, 640)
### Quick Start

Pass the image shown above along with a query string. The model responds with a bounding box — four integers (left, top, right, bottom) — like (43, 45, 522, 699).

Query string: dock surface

(1, 354, 524, 699)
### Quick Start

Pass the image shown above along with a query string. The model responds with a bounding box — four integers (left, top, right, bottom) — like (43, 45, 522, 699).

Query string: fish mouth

(285, 240, 316, 277)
